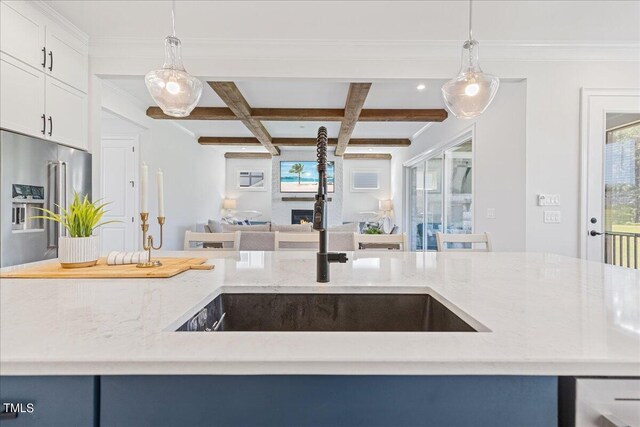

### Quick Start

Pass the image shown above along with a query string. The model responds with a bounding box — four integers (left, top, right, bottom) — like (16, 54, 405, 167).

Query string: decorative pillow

(221, 223, 270, 232)
(271, 223, 313, 232)
(207, 219, 224, 233)
(328, 222, 359, 233)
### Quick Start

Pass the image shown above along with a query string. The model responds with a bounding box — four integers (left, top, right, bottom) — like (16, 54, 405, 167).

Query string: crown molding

(89, 37, 640, 62)
(35, 1, 89, 43)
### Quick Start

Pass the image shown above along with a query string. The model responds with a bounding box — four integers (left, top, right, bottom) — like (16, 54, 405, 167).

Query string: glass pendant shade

(145, 36, 202, 118)
(441, 40, 499, 119)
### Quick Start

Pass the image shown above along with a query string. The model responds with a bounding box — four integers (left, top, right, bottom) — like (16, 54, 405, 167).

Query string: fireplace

(291, 209, 314, 224)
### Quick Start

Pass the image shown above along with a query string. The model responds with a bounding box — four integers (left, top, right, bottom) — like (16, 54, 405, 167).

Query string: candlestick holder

(137, 212, 165, 268)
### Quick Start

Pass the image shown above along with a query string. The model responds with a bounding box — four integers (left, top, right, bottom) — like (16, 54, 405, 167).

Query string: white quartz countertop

(1, 251, 639, 376)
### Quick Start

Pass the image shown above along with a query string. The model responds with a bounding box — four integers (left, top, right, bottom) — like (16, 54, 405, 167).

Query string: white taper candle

(140, 162, 148, 213)
(157, 168, 164, 217)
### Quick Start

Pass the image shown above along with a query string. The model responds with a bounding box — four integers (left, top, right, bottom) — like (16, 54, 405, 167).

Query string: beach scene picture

(280, 161, 335, 193)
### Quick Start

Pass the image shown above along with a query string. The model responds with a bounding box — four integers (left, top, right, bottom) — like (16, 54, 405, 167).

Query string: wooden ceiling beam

(224, 152, 272, 159)
(199, 137, 410, 147)
(250, 108, 344, 121)
(207, 81, 280, 155)
(358, 109, 448, 122)
(335, 83, 372, 156)
(146, 106, 236, 120)
(147, 106, 448, 122)
(343, 153, 392, 160)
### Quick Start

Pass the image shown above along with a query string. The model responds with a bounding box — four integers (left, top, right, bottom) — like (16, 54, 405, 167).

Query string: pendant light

(441, 0, 499, 119)
(145, 0, 202, 118)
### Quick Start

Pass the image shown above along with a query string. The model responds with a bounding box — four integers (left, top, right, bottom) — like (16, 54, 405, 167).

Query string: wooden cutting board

(0, 257, 214, 279)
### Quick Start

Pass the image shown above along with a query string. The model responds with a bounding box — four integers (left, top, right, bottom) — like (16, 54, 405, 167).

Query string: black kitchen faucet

(312, 126, 348, 283)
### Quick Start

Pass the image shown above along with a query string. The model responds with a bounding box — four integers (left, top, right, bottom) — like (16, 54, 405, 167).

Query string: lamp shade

(222, 199, 237, 210)
(441, 40, 499, 119)
(145, 36, 203, 118)
(379, 199, 393, 211)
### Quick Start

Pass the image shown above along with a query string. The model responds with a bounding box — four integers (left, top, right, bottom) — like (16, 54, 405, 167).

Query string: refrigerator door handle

(46, 161, 57, 248)
(58, 161, 67, 240)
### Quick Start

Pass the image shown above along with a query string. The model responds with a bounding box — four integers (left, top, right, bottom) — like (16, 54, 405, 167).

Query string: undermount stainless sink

(176, 293, 478, 332)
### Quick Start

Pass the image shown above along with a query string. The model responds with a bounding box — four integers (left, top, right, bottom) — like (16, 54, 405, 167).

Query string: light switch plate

(538, 194, 560, 206)
(544, 211, 561, 223)
(486, 208, 496, 219)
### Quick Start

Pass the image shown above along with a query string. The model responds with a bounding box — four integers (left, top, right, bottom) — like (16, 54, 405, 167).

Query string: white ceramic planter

(58, 236, 100, 268)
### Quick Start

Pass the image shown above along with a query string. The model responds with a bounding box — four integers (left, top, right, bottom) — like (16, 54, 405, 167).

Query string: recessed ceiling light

(416, 84, 426, 91)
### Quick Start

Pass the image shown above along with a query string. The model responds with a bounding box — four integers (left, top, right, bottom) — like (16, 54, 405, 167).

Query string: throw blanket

(107, 251, 149, 265)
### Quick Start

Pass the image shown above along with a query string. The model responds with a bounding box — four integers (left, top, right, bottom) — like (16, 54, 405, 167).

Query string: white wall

(396, 82, 527, 252)
(342, 159, 392, 223)
(224, 157, 272, 221)
(93, 81, 226, 250)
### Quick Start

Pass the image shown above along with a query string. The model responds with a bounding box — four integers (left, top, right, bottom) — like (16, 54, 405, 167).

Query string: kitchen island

(1, 251, 639, 426)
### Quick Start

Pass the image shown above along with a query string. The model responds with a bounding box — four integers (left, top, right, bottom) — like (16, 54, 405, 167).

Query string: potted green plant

(363, 225, 384, 235)
(32, 193, 115, 268)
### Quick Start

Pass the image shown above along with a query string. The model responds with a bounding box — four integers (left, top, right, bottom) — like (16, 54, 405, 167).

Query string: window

(351, 170, 380, 191)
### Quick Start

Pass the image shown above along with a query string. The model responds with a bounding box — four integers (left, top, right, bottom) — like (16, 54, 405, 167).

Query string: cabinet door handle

(48, 50, 53, 72)
(41, 47, 46, 68)
(41, 114, 46, 134)
(48, 116, 53, 137)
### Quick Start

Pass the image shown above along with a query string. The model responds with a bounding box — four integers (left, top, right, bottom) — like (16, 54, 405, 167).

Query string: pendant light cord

(171, 0, 176, 37)
(468, 0, 473, 41)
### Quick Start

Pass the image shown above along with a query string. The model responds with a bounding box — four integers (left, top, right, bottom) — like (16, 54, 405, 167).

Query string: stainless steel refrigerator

(0, 130, 92, 267)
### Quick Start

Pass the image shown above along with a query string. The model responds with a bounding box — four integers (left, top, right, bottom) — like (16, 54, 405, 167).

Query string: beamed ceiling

(103, 78, 452, 154)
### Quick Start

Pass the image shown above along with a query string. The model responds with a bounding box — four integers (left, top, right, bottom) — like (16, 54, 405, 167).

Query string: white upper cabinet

(0, 1, 89, 151)
(0, 53, 46, 137)
(45, 76, 88, 150)
(45, 22, 88, 92)
(0, 1, 46, 70)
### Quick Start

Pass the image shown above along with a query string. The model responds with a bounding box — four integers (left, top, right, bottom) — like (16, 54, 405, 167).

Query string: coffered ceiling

(103, 77, 449, 153)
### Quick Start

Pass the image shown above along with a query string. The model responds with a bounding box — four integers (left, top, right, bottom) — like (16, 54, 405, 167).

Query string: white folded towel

(107, 251, 149, 265)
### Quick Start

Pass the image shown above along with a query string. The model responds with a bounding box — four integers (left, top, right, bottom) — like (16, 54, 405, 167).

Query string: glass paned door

(604, 119, 640, 268)
(445, 141, 473, 235)
(408, 162, 425, 251)
(405, 137, 473, 252)
(425, 157, 443, 250)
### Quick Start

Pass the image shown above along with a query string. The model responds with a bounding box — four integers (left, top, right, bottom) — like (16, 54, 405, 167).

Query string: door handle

(48, 116, 53, 137)
(590, 230, 603, 236)
(41, 114, 46, 135)
(48, 50, 53, 72)
(41, 47, 46, 68)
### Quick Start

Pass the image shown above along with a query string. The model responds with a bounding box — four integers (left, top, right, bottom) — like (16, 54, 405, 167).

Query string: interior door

(582, 89, 640, 263)
(100, 137, 138, 252)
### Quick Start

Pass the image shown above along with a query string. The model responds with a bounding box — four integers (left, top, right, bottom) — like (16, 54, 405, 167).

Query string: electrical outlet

(544, 211, 561, 223)
(486, 208, 496, 219)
